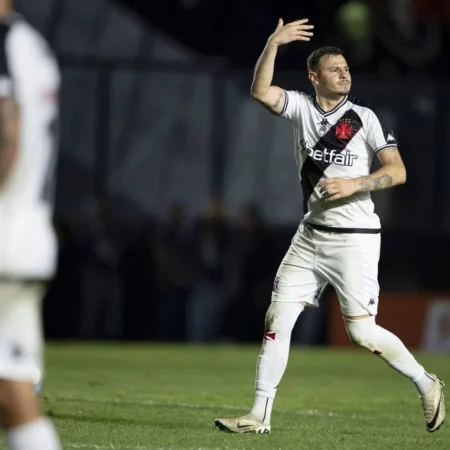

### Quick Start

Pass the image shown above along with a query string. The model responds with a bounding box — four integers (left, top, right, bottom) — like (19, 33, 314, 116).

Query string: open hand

(318, 178, 356, 203)
(269, 19, 314, 46)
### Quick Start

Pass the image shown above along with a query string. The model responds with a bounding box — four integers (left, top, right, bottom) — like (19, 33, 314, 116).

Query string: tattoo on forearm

(272, 92, 283, 108)
(372, 174, 393, 189)
(356, 174, 393, 192)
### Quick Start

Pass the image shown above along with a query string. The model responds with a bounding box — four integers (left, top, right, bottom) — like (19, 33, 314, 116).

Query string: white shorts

(0, 281, 44, 382)
(271, 223, 380, 317)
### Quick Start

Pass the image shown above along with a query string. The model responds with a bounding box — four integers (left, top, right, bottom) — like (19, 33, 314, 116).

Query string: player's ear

(308, 72, 319, 86)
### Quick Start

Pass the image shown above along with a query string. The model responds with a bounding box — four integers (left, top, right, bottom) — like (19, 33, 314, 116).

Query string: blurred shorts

(0, 280, 44, 382)
(271, 223, 380, 317)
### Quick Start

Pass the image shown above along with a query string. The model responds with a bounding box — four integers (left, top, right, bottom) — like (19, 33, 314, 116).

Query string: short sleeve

(280, 90, 303, 121)
(0, 23, 13, 97)
(366, 109, 398, 153)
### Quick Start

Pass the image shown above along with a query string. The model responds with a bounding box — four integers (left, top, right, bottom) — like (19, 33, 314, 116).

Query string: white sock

(5, 417, 61, 450)
(252, 395, 274, 424)
(345, 317, 430, 386)
(251, 302, 304, 424)
(414, 371, 435, 396)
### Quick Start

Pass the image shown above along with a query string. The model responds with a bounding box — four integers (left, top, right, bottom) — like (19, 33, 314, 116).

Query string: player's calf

(344, 316, 428, 379)
(252, 302, 304, 423)
(0, 379, 61, 449)
(344, 316, 446, 431)
(215, 301, 305, 433)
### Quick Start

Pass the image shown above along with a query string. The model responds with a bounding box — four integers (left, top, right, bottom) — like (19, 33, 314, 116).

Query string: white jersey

(282, 91, 397, 231)
(0, 15, 60, 279)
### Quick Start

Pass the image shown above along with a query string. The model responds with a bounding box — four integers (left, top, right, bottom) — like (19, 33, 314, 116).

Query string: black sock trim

(262, 398, 269, 423)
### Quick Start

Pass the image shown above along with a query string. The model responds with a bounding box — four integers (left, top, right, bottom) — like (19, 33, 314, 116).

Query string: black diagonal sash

(300, 109, 363, 215)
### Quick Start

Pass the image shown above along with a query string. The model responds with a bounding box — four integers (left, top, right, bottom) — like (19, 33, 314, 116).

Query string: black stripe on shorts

(303, 221, 381, 234)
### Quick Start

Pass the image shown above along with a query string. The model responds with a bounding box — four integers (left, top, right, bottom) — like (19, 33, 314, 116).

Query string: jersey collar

(313, 95, 348, 117)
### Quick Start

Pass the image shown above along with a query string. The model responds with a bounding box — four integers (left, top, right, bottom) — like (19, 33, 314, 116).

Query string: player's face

(312, 55, 351, 98)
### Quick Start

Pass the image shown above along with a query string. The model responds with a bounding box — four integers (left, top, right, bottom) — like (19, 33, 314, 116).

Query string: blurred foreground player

(215, 18, 445, 434)
(0, 1, 61, 448)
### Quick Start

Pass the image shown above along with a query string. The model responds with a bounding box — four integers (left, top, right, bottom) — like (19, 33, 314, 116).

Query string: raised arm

(251, 18, 314, 115)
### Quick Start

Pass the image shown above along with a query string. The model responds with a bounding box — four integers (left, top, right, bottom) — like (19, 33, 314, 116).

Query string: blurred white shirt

(0, 14, 60, 279)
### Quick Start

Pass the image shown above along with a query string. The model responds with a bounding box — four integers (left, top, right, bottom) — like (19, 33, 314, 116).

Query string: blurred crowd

(43, 193, 450, 344)
(44, 197, 292, 343)
(44, 188, 450, 345)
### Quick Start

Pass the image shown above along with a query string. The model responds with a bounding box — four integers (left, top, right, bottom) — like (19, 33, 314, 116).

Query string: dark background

(13, 0, 450, 345)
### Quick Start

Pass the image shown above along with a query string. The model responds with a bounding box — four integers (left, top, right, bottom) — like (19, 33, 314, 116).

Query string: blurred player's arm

(0, 97, 19, 186)
(354, 147, 406, 192)
(251, 18, 313, 115)
(0, 23, 20, 188)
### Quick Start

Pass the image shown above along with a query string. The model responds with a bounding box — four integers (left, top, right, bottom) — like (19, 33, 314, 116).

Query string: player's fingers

(288, 19, 310, 26)
(325, 194, 341, 202)
(324, 187, 338, 196)
(321, 180, 336, 188)
(319, 178, 336, 185)
(276, 18, 284, 30)
(297, 31, 314, 37)
(320, 185, 332, 194)
(298, 25, 315, 30)
(293, 32, 312, 41)
(322, 187, 338, 197)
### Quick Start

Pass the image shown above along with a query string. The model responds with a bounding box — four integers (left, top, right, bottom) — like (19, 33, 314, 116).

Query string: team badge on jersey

(318, 118, 330, 136)
(336, 118, 353, 140)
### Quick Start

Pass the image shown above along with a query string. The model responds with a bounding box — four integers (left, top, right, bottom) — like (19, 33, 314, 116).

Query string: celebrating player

(215, 18, 445, 434)
(0, 1, 61, 448)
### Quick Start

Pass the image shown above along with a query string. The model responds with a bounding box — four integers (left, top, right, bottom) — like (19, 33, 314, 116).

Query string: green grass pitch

(36, 343, 449, 449)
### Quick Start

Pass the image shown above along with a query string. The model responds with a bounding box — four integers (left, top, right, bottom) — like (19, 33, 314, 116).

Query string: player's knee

(264, 302, 303, 336)
(344, 316, 376, 350)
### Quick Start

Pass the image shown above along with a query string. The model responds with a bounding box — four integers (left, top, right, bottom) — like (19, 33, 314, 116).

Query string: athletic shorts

(0, 281, 44, 382)
(271, 223, 380, 317)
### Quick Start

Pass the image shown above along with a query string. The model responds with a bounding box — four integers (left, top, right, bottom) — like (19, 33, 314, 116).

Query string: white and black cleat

(214, 413, 271, 434)
(419, 374, 445, 432)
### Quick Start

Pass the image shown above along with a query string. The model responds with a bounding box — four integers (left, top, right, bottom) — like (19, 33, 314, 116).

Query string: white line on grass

(52, 396, 364, 420)
(67, 445, 260, 450)
(67, 445, 151, 450)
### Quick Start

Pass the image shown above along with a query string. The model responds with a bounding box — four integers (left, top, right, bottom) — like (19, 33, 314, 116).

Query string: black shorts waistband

(303, 221, 381, 234)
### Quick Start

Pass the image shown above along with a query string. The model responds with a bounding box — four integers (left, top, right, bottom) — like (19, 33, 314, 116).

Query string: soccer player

(215, 18, 445, 434)
(0, 1, 62, 448)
